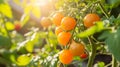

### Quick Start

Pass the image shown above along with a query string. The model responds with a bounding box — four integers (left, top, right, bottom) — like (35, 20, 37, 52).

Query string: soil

(82, 54, 112, 67)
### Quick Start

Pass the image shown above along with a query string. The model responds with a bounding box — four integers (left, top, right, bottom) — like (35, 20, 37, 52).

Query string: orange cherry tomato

(59, 49, 73, 64)
(57, 32, 71, 46)
(55, 26, 63, 36)
(61, 16, 76, 31)
(69, 40, 85, 56)
(52, 12, 64, 26)
(40, 17, 52, 28)
(83, 13, 100, 28)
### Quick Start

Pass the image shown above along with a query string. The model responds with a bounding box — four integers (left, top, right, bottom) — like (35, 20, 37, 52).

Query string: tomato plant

(0, 0, 120, 67)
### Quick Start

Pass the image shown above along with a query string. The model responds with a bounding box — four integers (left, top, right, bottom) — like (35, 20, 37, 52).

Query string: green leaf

(0, 28, 7, 36)
(0, 49, 13, 63)
(0, 35, 11, 46)
(20, 14, 30, 26)
(55, 0, 64, 9)
(94, 62, 105, 67)
(49, 30, 58, 45)
(98, 62, 105, 67)
(98, 30, 111, 40)
(10, 54, 16, 63)
(16, 54, 32, 66)
(32, 6, 41, 18)
(75, 0, 79, 3)
(95, 21, 104, 32)
(25, 41, 34, 52)
(105, 29, 120, 61)
(5, 22, 15, 30)
(114, 14, 120, 25)
(77, 25, 97, 38)
(18, 32, 39, 52)
(106, 0, 120, 8)
(0, 0, 4, 4)
(0, 3, 13, 18)
(77, 21, 105, 38)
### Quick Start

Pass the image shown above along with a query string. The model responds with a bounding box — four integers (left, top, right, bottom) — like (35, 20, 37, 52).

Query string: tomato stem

(2, 14, 13, 45)
(112, 55, 118, 67)
(46, 29, 50, 45)
(66, 20, 77, 48)
(87, 37, 97, 67)
(63, 64, 67, 67)
(98, 2, 110, 18)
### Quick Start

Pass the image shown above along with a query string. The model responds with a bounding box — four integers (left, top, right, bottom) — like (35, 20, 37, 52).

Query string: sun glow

(34, 0, 51, 6)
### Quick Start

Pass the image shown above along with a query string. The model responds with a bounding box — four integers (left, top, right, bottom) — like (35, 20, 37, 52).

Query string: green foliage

(0, 35, 11, 46)
(16, 54, 32, 66)
(24, 4, 41, 18)
(77, 21, 104, 38)
(17, 29, 40, 52)
(105, 29, 120, 61)
(98, 30, 111, 40)
(20, 14, 30, 26)
(0, 3, 13, 18)
(77, 25, 97, 38)
(106, 0, 120, 8)
(0, 0, 4, 4)
(114, 15, 120, 26)
(94, 62, 105, 67)
(5, 22, 15, 30)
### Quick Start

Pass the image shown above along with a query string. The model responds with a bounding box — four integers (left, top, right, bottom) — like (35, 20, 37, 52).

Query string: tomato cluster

(51, 12, 88, 64)
(40, 12, 101, 64)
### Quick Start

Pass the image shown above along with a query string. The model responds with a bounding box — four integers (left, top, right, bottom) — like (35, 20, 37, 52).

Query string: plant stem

(63, 64, 67, 67)
(87, 37, 97, 67)
(2, 16, 13, 45)
(112, 55, 117, 67)
(98, 2, 109, 18)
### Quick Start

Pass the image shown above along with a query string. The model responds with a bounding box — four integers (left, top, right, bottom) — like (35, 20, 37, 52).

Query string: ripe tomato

(61, 16, 76, 31)
(57, 32, 71, 46)
(80, 53, 88, 59)
(52, 12, 64, 26)
(40, 17, 52, 28)
(55, 26, 63, 36)
(59, 49, 73, 64)
(83, 13, 100, 28)
(69, 40, 85, 56)
(14, 22, 21, 31)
